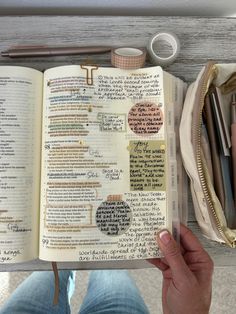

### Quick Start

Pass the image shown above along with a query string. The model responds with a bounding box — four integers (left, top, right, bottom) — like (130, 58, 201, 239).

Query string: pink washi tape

(111, 47, 146, 69)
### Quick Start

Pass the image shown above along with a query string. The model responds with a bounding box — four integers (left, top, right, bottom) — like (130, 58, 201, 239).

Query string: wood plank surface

(1, 16, 236, 270)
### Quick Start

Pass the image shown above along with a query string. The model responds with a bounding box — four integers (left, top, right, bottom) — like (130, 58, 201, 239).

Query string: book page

(0, 66, 43, 263)
(40, 65, 172, 262)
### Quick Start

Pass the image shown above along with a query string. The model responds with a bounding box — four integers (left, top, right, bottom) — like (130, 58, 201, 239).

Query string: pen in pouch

(204, 93, 225, 210)
(209, 88, 236, 228)
(201, 122, 214, 183)
(231, 94, 236, 209)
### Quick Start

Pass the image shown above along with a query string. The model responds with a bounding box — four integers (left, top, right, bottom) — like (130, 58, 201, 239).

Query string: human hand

(149, 224, 213, 314)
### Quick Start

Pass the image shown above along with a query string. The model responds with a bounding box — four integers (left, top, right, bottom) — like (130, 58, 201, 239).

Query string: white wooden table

(1, 15, 236, 270)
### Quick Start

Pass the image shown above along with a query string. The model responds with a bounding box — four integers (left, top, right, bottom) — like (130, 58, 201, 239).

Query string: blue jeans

(0, 270, 150, 314)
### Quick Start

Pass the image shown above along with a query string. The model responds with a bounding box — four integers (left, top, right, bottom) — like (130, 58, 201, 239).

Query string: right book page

(39, 64, 174, 262)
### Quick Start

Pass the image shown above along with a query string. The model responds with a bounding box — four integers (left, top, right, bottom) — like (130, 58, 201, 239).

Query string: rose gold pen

(1, 46, 111, 57)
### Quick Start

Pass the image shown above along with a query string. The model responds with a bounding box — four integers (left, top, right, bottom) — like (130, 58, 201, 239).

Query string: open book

(0, 65, 185, 264)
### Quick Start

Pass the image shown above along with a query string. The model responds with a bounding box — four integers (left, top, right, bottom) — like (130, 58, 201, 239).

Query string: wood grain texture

(1, 16, 236, 270)
(1, 16, 236, 82)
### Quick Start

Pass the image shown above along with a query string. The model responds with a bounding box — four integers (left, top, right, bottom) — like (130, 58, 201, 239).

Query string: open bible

(0, 65, 185, 263)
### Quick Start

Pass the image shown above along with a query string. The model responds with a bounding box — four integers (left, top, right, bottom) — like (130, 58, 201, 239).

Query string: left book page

(0, 66, 43, 263)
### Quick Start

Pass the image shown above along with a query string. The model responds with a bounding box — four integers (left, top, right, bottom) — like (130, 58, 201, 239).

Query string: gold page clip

(80, 62, 98, 85)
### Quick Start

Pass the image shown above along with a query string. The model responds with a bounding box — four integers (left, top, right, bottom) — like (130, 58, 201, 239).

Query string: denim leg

(79, 270, 150, 314)
(0, 270, 75, 314)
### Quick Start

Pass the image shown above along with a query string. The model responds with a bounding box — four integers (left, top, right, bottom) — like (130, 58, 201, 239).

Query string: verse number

(42, 238, 49, 247)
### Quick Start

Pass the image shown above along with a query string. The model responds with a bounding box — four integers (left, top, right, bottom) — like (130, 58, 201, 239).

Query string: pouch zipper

(192, 61, 236, 247)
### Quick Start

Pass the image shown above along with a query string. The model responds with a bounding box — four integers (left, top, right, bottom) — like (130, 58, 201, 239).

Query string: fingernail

(159, 230, 171, 245)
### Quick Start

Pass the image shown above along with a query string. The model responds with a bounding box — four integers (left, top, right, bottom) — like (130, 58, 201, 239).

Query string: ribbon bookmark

(52, 262, 59, 305)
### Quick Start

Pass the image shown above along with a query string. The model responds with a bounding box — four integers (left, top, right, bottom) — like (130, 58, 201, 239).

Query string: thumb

(157, 229, 192, 281)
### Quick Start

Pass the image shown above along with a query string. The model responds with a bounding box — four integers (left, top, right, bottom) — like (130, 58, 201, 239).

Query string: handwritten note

(96, 200, 132, 236)
(128, 102, 163, 135)
(129, 140, 166, 191)
(95, 72, 162, 100)
(98, 113, 126, 132)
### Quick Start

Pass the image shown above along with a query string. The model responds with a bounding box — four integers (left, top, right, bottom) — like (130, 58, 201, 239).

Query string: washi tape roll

(111, 47, 146, 69)
(147, 32, 180, 67)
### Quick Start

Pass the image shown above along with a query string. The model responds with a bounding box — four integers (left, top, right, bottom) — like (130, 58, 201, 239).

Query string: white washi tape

(111, 47, 146, 69)
(147, 32, 180, 67)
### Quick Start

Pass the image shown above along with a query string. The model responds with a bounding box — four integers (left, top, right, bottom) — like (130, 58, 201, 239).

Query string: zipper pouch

(180, 62, 236, 247)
